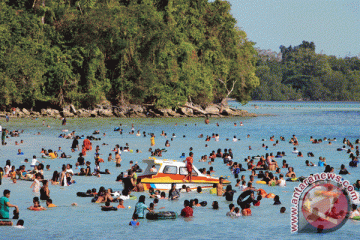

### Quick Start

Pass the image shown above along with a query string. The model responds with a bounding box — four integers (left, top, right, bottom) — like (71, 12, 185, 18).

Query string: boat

(138, 157, 231, 191)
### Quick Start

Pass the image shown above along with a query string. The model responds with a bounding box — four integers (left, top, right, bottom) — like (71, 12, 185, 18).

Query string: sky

(225, 0, 360, 58)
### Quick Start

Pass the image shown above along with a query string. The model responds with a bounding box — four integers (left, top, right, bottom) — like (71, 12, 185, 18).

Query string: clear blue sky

(225, 0, 360, 58)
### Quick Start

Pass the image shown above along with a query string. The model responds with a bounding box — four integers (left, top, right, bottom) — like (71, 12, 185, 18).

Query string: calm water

(1, 101, 360, 239)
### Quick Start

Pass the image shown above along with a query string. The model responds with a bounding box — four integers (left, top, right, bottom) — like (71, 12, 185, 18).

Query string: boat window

(179, 167, 198, 176)
(163, 166, 177, 174)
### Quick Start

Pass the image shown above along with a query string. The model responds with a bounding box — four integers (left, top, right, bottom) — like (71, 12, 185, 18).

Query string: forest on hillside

(0, 0, 258, 110)
(252, 41, 360, 101)
(1, 1, 359, 112)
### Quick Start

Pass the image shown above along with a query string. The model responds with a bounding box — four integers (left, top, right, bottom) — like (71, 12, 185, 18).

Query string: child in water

(117, 199, 125, 209)
(129, 214, 140, 226)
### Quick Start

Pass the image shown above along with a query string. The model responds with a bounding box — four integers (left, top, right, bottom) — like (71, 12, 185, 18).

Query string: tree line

(252, 41, 360, 101)
(0, 0, 258, 110)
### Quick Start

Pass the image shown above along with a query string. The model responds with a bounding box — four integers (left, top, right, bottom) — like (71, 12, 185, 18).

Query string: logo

(290, 173, 358, 233)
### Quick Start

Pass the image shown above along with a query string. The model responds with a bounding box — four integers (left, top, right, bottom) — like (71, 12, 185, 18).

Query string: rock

(70, 104, 77, 114)
(147, 109, 161, 117)
(41, 109, 48, 116)
(178, 107, 193, 116)
(153, 109, 169, 117)
(62, 110, 74, 117)
(205, 105, 220, 115)
(117, 112, 127, 118)
(98, 109, 113, 117)
(77, 109, 91, 118)
(50, 109, 60, 117)
(221, 108, 234, 116)
(22, 108, 30, 115)
(89, 110, 98, 117)
(166, 109, 180, 117)
(130, 105, 144, 113)
(16, 111, 25, 118)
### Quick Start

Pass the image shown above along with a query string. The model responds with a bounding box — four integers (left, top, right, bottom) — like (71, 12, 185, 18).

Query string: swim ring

(77, 192, 93, 197)
(237, 190, 255, 209)
(0, 221, 13, 226)
(101, 207, 118, 211)
(256, 181, 267, 185)
(146, 211, 177, 220)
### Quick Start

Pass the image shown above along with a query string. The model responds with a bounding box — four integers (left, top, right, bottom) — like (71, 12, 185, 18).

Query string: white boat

(138, 157, 230, 191)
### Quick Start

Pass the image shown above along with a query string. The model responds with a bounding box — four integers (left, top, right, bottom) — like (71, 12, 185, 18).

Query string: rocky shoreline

(0, 103, 257, 119)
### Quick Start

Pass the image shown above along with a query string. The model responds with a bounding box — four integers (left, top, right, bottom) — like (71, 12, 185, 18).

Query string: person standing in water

(183, 152, 194, 182)
(0, 189, 18, 219)
(150, 134, 155, 146)
(62, 117, 66, 126)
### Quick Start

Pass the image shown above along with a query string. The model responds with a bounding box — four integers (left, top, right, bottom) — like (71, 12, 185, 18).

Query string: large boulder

(130, 105, 144, 113)
(50, 109, 61, 117)
(220, 108, 234, 116)
(30, 111, 41, 117)
(22, 108, 30, 116)
(153, 109, 169, 117)
(16, 111, 25, 118)
(41, 109, 48, 116)
(62, 109, 74, 117)
(89, 110, 98, 117)
(77, 109, 91, 118)
(178, 107, 193, 116)
(113, 108, 126, 118)
(205, 105, 220, 115)
(98, 109, 113, 117)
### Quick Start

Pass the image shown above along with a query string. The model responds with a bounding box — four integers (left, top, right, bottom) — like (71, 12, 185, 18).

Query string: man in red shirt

(181, 200, 193, 217)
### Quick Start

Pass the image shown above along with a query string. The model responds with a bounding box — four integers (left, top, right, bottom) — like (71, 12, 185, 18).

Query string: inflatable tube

(286, 178, 299, 182)
(199, 201, 207, 207)
(135, 169, 143, 173)
(146, 211, 177, 220)
(352, 216, 360, 220)
(256, 181, 267, 185)
(114, 127, 120, 131)
(77, 192, 93, 197)
(0, 221, 13, 226)
(28, 207, 46, 211)
(265, 193, 275, 198)
(237, 190, 255, 209)
(101, 206, 117, 211)
(41, 156, 52, 159)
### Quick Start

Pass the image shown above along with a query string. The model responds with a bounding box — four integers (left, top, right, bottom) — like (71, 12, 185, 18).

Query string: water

(1, 101, 360, 239)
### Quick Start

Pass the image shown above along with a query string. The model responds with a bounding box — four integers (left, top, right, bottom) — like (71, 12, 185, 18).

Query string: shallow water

(1, 101, 360, 239)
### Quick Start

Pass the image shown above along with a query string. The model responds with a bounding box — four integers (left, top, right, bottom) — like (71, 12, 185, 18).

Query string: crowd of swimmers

(1, 120, 360, 230)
